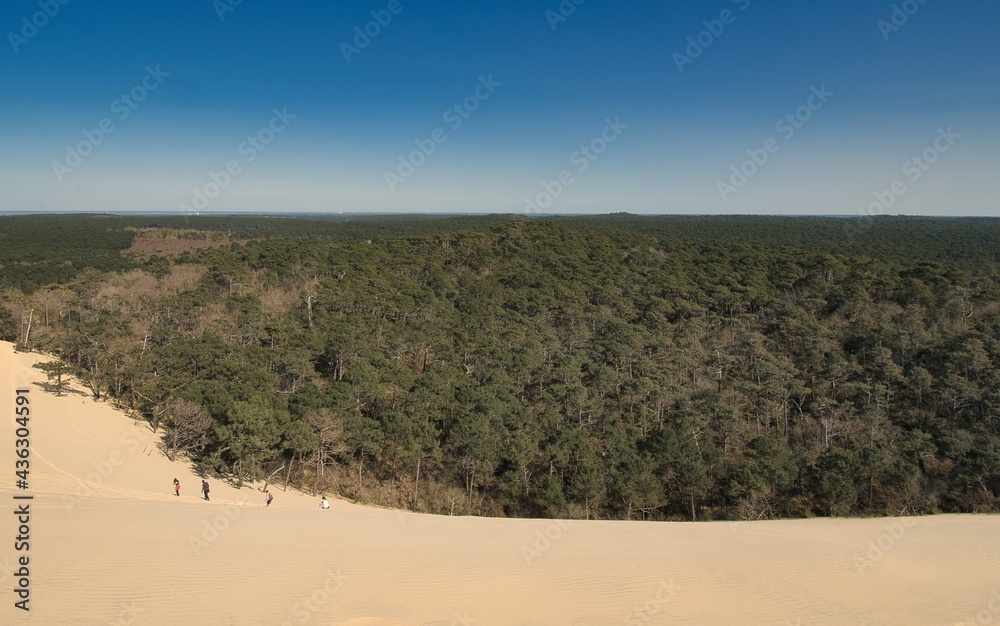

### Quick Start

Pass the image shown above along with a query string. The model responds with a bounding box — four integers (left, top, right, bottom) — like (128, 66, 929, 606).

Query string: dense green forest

(3, 213, 999, 520)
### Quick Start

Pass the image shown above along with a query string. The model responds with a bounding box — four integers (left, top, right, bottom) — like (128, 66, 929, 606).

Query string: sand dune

(2, 340, 998, 625)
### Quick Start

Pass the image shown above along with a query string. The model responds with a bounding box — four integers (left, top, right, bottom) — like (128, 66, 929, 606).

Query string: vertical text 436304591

(14, 389, 31, 491)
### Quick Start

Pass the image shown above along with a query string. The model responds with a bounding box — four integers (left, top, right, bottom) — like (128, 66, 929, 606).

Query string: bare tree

(304, 408, 347, 496)
(162, 398, 213, 461)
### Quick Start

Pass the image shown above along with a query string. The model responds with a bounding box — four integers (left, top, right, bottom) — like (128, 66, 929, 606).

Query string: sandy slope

(1, 341, 998, 625)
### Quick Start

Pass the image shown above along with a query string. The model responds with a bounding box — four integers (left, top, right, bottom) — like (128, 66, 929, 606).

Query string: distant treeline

(2, 214, 998, 520)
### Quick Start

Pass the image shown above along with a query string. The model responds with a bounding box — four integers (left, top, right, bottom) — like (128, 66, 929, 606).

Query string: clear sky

(1, 0, 997, 215)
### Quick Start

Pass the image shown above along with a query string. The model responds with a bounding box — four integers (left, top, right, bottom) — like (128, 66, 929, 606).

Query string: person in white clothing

(320, 496, 330, 509)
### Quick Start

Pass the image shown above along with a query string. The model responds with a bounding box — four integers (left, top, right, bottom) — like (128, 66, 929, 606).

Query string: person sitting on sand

(173, 478, 180, 497)
(320, 496, 330, 509)
(202, 479, 210, 501)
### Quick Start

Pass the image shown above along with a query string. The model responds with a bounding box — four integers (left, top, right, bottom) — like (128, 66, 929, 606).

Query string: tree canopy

(4, 213, 999, 520)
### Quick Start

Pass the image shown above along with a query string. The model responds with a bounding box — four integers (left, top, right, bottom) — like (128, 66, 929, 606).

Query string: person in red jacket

(173, 478, 180, 497)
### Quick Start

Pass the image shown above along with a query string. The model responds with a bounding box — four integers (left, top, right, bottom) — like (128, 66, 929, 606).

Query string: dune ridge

(2, 341, 998, 625)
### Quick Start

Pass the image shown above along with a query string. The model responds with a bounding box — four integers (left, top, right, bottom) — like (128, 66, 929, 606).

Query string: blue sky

(1, 0, 997, 215)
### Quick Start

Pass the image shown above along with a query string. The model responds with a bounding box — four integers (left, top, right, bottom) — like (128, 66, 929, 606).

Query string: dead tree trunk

(411, 457, 421, 511)
(262, 464, 285, 493)
(23, 309, 34, 345)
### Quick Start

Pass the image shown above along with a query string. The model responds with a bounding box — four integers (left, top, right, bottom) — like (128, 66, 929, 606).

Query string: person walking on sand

(266, 490, 273, 507)
(173, 478, 180, 497)
(320, 496, 330, 509)
(202, 479, 210, 501)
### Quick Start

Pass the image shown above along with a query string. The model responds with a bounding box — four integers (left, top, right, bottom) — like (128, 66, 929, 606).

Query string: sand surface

(1, 340, 998, 625)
